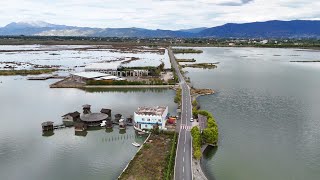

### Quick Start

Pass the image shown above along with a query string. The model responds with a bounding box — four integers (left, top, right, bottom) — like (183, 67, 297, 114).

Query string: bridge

(168, 48, 193, 180)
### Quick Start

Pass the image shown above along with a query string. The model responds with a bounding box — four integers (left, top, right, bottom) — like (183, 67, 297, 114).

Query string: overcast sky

(0, 0, 319, 29)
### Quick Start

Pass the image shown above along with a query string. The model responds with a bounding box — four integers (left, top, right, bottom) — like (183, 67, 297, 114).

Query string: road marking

(180, 125, 192, 130)
(183, 156, 184, 162)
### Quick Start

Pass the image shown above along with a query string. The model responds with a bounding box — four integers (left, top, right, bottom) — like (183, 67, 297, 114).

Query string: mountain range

(0, 20, 320, 38)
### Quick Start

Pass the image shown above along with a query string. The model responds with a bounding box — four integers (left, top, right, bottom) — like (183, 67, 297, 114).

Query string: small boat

(132, 142, 140, 147)
(100, 120, 107, 127)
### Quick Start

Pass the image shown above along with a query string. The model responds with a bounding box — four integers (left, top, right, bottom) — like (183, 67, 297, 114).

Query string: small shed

(126, 117, 133, 124)
(115, 114, 122, 121)
(62, 111, 80, 122)
(82, 104, 91, 114)
(74, 122, 87, 132)
(42, 121, 54, 131)
(106, 119, 113, 129)
(119, 119, 126, 130)
(100, 108, 111, 117)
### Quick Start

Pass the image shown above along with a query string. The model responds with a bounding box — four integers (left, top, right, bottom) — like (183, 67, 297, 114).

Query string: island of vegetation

(181, 63, 218, 69)
(172, 48, 203, 54)
(176, 58, 197, 62)
(0, 69, 58, 76)
(119, 131, 177, 180)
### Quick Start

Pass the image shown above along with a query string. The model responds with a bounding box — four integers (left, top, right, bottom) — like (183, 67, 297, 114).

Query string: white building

(134, 106, 168, 130)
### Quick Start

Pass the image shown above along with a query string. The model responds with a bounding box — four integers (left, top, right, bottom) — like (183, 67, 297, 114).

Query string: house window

(145, 125, 148, 128)
(158, 119, 162, 122)
(142, 118, 145, 121)
(147, 118, 150, 121)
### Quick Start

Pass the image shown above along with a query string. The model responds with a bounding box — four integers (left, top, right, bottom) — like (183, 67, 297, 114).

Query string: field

(120, 132, 177, 180)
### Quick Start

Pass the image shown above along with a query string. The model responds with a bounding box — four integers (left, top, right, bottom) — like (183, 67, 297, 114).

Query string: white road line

(183, 166, 185, 173)
(184, 131, 187, 144)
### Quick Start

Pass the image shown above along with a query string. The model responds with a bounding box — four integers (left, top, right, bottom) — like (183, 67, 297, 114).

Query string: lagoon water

(176, 47, 320, 180)
(0, 76, 176, 180)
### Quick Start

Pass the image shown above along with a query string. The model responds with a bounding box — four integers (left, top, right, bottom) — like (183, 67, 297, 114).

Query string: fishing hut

(42, 121, 54, 131)
(119, 119, 126, 130)
(100, 108, 111, 117)
(62, 111, 80, 122)
(106, 119, 113, 129)
(83, 104, 91, 114)
(115, 114, 122, 122)
(74, 122, 87, 132)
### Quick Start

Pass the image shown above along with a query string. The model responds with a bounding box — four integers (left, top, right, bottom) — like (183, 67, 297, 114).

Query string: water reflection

(42, 131, 54, 137)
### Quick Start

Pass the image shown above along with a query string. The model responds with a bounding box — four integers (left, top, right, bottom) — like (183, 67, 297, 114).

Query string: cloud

(0, 0, 319, 29)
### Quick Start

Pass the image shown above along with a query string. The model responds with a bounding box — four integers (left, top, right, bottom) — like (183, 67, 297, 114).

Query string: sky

(0, 0, 319, 30)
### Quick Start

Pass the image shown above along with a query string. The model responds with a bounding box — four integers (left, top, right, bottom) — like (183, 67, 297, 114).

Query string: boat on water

(100, 120, 107, 127)
(133, 125, 147, 134)
(132, 142, 140, 147)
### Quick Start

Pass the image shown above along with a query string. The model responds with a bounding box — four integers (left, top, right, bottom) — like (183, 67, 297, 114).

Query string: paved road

(169, 48, 193, 180)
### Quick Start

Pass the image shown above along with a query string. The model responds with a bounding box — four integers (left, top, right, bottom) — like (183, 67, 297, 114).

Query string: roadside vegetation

(119, 132, 177, 180)
(191, 109, 219, 159)
(174, 87, 182, 105)
(0, 69, 58, 76)
(172, 48, 203, 54)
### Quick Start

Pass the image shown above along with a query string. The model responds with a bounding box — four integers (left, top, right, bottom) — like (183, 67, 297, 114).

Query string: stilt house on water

(100, 108, 111, 117)
(115, 114, 122, 121)
(42, 121, 54, 131)
(106, 119, 113, 129)
(83, 104, 91, 114)
(74, 122, 87, 132)
(62, 111, 80, 122)
(119, 119, 126, 130)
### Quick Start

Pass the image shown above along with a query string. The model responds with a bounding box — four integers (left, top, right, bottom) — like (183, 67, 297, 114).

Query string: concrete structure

(85, 63, 149, 77)
(71, 72, 124, 83)
(134, 106, 168, 130)
(198, 114, 208, 132)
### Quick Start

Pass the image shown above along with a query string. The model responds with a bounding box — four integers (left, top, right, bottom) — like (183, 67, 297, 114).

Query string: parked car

(190, 117, 194, 122)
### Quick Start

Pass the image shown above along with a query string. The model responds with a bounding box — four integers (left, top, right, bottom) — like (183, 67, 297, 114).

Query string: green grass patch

(0, 69, 58, 76)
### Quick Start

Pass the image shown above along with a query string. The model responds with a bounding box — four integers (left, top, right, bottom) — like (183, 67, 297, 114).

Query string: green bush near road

(191, 126, 202, 160)
(164, 132, 178, 180)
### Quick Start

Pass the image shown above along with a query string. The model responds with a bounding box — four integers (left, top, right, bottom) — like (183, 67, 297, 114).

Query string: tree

(202, 127, 218, 144)
(207, 117, 217, 128)
(194, 149, 202, 160)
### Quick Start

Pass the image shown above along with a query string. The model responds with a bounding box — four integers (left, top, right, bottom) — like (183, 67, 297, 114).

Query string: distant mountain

(179, 27, 207, 34)
(199, 20, 320, 38)
(1, 20, 320, 38)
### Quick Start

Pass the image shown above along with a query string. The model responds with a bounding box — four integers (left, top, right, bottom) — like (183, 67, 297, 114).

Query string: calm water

(0, 76, 176, 180)
(0, 45, 171, 70)
(176, 47, 320, 180)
